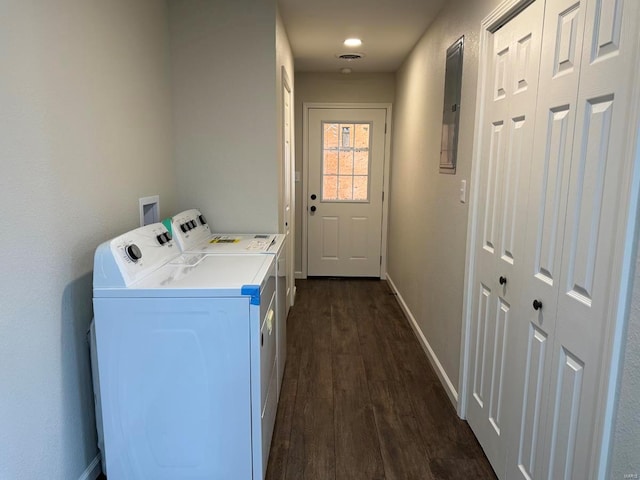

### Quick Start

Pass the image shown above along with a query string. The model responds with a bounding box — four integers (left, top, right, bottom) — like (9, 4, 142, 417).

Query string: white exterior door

(307, 107, 387, 277)
(466, 0, 544, 474)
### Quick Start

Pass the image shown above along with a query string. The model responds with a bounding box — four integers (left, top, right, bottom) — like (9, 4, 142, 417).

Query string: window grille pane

(354, 149, 369, 175)
(341, 126, 351, 147)
(324, 150, 338, 174)
(324, 123, 338, 148)
(323, 175, 338, 200)
(353, 176, 368, 200)
(339, 150, 354, 175)
(337, 175, 353, 200)
(355, 124, 369, 148)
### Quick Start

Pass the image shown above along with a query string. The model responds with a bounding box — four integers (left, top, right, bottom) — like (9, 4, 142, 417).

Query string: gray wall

(0, 1, 176, 478)
(293, 72, 396, 274)
(388, 0, 502, 394)
(169, 0, 281, 233)
(610, 240, 640, 478)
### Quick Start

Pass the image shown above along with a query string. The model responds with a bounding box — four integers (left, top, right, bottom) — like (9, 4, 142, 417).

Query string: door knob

(532, 299, 542, 311)
(310, 206, 317, 212)
(311, 194, 317, 200)
(499, 276, 507, 285)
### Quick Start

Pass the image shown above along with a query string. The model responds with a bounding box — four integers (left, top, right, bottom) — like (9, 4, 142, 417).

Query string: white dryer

(170, 209, 288, 398)
(92, 223, 277, 479)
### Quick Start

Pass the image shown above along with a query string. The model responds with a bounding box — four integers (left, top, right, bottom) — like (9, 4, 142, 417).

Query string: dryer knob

(181, 223, 189, 233)
(156, 234, 167, 245)
(199, 214, 207, 225)
(126, 244, 142, 262)
(164, 232, 172, 242)
(190, 220, 197, 229)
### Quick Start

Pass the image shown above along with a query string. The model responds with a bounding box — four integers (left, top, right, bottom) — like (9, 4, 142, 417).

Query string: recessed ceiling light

(344, 38, 362, 47)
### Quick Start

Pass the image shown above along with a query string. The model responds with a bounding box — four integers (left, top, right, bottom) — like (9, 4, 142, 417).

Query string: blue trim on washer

(241, 285, 261, 305)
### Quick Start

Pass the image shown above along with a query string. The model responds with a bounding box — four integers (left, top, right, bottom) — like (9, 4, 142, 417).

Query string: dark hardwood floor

(266, 278, 497, 480)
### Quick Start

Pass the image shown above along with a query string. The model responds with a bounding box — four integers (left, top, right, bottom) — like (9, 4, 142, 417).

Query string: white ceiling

(278, 0, 445, 73)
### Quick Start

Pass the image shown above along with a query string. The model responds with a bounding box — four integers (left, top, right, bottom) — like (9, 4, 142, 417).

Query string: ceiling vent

(336, 52, 364, 61)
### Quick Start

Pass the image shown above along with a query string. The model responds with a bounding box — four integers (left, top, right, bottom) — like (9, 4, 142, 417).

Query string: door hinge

(380, 255, 382, 265)
(385, 123, 387, 134)
(382, 191, 384, 202)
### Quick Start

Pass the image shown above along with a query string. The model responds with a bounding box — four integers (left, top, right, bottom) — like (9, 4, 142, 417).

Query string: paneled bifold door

(466, 0, 545, 472)
(467, 0, 640, 478)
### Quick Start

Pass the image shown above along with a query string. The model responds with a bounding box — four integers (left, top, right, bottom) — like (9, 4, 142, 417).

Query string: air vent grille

(336, 52, 364, 61)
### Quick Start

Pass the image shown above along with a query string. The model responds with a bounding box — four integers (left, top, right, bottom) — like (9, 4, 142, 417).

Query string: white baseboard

(386, 274, 459, 407)
(78, 454, 102, 480)
(295, 270, 305, 279)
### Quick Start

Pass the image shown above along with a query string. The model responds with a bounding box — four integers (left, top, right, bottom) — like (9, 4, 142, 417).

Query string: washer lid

(93, 253, 274, 299)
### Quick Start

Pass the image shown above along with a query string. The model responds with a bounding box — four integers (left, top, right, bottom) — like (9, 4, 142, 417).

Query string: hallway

(266, 279, 496, 479)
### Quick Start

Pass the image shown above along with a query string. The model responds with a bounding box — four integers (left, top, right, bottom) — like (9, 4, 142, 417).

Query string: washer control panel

(171, 208, 211, 251)
(101, 223, 179, 286)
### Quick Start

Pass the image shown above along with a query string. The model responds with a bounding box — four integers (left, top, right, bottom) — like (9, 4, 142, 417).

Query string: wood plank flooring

(266, 278, 497, 480)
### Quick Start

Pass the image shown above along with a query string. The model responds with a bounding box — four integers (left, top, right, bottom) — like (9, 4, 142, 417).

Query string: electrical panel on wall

(440, 36, 464, 174)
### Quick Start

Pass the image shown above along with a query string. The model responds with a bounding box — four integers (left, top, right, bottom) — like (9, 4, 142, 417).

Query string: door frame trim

(301, 102, 392, 279)
(281, 66, 296, 307)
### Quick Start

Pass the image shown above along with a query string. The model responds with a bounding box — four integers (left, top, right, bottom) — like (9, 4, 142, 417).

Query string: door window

(322, 122, 371, 202)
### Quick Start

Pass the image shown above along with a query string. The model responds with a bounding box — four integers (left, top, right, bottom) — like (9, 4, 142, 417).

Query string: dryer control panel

(171, 208, 211, 252)
(94, 223, 180, 288)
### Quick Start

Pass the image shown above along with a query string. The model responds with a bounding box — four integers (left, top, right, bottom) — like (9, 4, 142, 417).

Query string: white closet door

(541, 0, 640, 478)
(466, 0, 544, 473)
(506, 0, 590, 477)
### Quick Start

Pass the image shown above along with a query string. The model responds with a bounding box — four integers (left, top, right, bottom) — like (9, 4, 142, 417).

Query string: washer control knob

(190, 220, 197, 229)
(199, 214, 207, 225)
(164, 232, 172, 242)
(181, 223, 188, 233)
(126, 244, 142, 262)
(156, 234, 167, 245)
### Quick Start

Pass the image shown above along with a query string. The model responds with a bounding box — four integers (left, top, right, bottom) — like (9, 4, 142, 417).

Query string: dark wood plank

(405, 380, 486, 460)
(333, 354, 385, 480)
(331, 303, 360, 354)
(285, 393, 335, 480)
(296, 348, 333, 400)
(265, 358, 300, 480)
(429, 457, 497, 479)
(369, 380, 435, 480)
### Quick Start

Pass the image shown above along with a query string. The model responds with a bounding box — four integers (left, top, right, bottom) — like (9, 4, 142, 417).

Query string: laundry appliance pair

(91, 210, 287, 479)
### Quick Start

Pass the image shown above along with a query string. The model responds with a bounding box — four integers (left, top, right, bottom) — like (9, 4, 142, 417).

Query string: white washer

(170, 209, 287, 398)
(92, 223, 277, 480)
